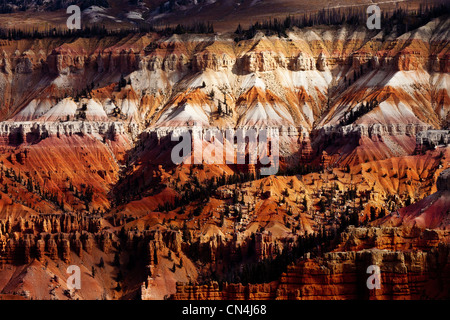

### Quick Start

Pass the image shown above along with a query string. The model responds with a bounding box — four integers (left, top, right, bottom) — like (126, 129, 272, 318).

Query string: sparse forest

(234, 3, 450, 40)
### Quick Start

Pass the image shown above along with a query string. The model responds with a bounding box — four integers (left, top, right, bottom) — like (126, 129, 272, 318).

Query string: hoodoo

(0, 0, 448, 301)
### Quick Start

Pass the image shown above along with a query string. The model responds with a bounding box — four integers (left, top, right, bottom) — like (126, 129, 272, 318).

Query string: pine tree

(118, 74, 127, 90)
(235, 24, 243, 34)
(208, 89, 215, 100)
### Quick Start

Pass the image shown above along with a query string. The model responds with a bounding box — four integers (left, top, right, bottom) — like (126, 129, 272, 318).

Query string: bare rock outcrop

(291, 52, 316, 71)
(172, 227, 450, 300)
(193, 52, 234, 71)
(316, 52, 328, 71)
(241, 51, 280, 72)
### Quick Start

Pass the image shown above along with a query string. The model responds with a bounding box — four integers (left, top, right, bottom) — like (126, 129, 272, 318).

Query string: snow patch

(125, 11, 144, 20)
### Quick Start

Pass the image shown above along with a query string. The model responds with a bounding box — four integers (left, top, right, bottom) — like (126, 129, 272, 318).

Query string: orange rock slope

(0, 7, 449, 300)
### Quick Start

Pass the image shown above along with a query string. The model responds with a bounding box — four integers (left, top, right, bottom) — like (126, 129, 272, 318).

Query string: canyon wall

(171, 226, 450, 300)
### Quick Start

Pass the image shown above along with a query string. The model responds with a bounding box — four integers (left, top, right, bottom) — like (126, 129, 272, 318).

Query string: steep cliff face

(0, 214, 199, 300)
(335, 225, 449, 251)
(0, 214, 105, 265)
(273, 226, 450, 300)
(0, 213, 118, 300)
(172, 226, 450, 300)
(0, 19, 447, 169)
(0, 120, 132, 214)
(275, 246, 450, 300)
(1, 18, 448, 130)
(1, 20, 446, 218)
(0, 7, 449, 301)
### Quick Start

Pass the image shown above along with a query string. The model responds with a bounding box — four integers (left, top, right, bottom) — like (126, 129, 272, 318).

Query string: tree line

(0, 21, 214, 41)
(154, 161, 323, 215)
(339, 100, 379, 126)
(234, 3, 450, 40)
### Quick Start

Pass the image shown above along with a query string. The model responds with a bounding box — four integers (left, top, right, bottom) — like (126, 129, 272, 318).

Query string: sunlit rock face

(0, 11, 449, 302)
